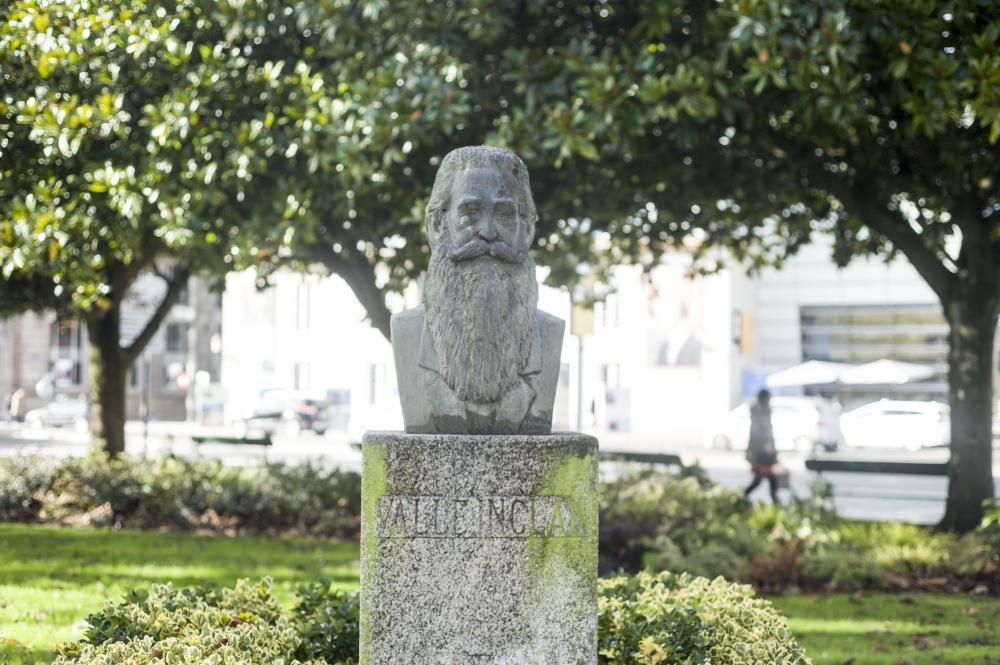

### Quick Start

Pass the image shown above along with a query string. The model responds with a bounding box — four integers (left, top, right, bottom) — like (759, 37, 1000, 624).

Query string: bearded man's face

(424, 166, 538, 403)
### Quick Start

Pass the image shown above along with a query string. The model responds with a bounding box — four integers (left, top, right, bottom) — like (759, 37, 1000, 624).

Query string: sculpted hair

(425, 146, 538, 249)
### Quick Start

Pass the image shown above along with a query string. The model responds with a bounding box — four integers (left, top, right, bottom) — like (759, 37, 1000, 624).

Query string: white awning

(765, 361, 856, 388)
(839, 360, 936, 385)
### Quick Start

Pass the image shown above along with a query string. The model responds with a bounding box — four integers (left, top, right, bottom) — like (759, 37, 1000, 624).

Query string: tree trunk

(309, 245, 392, 340)
(939, 287, 999, 532)
(86, 303, 129, 456)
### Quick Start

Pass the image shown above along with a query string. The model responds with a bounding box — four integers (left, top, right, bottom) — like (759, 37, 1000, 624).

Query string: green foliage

(600, 471, 997, 593)
(598, 572, 811, 664)
(0, 453, 361, 537)
(0, 454, 57, 521)
(55, 579, 324, 665)
(0, 522, 360, 657)
(52, 574, 809, 665)
(978, 498, 1000, 555)
(599, 469, 761, 577)
(3, 2, 998, 514)
(291, 582, 359, 665)
(9, 1, 997, 316)
(80, 579, 284, 646)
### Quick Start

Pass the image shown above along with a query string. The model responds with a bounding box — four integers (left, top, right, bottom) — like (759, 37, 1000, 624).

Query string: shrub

(977, 498, 1000, 558)
(292, 582, 360, 664)
(599, 470, 761, 576)
(56, 575, 808, 665)
(56, 579, 321, 665)
(599, 468, 993, 593)
(598, 571, 811, 664)
(0, 455, 57, 521)
(0, 453, 361, 537)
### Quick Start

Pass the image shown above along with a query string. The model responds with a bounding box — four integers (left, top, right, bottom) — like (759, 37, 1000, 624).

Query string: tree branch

(805, 165, 957, 301)
(760, 126, 958, 300)
(306, 244, 392, 340)
(951, 195, 997, 279)
(122, 261, 192, 364)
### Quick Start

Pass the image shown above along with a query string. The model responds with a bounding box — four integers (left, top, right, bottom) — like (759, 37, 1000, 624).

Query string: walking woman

(745, 389, 780, 503)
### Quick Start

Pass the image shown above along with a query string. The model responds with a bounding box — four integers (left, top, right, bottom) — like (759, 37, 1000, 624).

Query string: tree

(4, 1, 996, 530)
(487, 0, 999, 533)
(0, 0, 503, 451)
(0, 0, 313, 453)
(275, 1, 999, 531)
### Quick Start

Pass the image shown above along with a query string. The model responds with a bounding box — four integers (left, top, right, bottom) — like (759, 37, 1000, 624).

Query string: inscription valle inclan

(374, 495, 584, 538)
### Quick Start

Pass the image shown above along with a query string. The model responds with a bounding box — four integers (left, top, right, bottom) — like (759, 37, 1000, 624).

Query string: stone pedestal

(361, 432, 598, 665)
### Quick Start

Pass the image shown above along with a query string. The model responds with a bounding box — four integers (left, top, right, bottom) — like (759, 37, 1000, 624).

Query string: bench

(599, 451, 683, 468)
(191, 434, 273, 447)
(804, 458, 948, 476)
(805, 456, 948, 502)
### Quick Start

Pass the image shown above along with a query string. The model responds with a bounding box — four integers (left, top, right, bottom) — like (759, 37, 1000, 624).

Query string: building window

(165, 323, 187, 352)
(800, 304, 947, 370)
(49, 319, 83, 387)
(171, 265, 190, 305)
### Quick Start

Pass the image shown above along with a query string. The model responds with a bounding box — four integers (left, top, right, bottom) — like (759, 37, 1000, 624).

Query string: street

(2, 422, 998, 525)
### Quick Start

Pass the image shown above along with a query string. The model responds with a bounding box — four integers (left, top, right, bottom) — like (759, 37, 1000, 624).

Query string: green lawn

(0, 523, 359, 664)
(1, 523, 997, 665)
(773, 593, 1000, 665)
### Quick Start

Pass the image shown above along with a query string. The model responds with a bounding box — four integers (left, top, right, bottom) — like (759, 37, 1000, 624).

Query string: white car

(840, 399, 949, 450)
(711, 397, 842, 452)
(24, 396, 88, 430)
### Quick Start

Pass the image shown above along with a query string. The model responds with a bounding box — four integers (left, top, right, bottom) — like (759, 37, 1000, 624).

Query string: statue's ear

(523, 214, 536, 248)
(425, 209, 443, 246)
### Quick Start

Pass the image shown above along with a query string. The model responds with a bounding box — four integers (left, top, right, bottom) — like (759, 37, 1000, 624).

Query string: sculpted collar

(418, 313, 543, 378)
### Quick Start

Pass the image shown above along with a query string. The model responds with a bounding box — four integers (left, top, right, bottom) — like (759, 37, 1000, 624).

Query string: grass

(772, 593, 1000, 665)
(0, 523, 359, 664)
(0, 523, 997, 665)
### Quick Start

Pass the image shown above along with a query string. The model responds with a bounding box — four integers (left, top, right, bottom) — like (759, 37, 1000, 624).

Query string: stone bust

(391, 146, 565, 434)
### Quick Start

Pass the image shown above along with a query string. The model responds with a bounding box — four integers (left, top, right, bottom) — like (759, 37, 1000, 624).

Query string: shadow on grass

(1, 523, 362, 656)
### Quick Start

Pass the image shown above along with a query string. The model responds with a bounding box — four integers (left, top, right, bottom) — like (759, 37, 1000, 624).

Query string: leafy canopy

(4, 0, 998, 314)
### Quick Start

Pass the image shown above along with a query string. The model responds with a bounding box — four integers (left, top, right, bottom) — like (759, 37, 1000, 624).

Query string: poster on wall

(646, 258, 704, 367)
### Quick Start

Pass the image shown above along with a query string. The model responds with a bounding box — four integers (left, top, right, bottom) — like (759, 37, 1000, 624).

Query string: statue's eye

(494, 205, 516, 227)
(456, 204, 479, 227)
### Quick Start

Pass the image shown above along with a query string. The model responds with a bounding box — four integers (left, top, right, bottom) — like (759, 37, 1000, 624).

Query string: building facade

(0, 272, 222, 422)
(217, 239, 995, 448)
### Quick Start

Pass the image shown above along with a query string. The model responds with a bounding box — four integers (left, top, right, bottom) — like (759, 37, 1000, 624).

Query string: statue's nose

(477, 218, 498, 242)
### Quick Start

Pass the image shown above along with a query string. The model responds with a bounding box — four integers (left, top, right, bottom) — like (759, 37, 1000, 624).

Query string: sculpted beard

(425, 242, 537, 403)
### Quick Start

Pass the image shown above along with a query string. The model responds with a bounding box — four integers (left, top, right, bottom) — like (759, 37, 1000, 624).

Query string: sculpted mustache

(447, 238, 525, 263)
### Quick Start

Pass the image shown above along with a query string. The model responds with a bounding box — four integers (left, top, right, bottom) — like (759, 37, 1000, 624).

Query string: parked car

(711, 396, 842, 452)
(237, 394, 331, 437)
(24, 395, 88, 430)
(839, 399, 949, 450)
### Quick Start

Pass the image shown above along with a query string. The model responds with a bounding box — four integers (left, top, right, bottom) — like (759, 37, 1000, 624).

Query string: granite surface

(360, 432, 599, 665)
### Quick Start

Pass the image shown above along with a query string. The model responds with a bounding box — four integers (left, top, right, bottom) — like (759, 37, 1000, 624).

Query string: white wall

(750, 239, 938, 371)
(221, 269, 397, 431)
(220, 239, 942, 448)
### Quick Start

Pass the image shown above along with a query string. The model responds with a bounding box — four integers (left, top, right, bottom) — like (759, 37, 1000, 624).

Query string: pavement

(2, 422, 998, 525)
